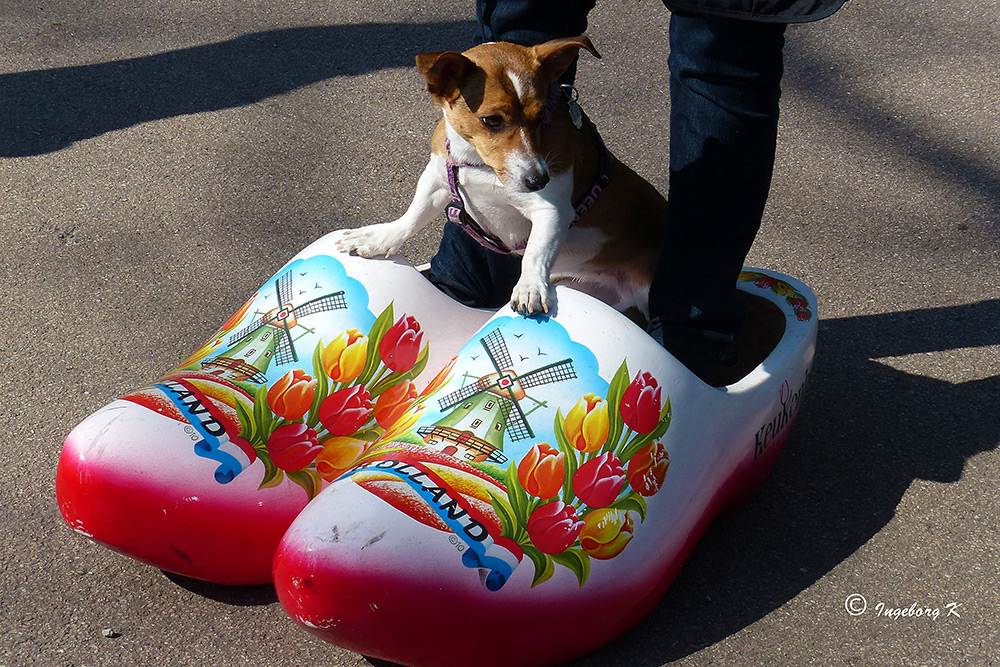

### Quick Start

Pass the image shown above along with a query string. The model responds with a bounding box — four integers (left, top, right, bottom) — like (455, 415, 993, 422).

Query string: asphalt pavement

(2, 0, 998, 665)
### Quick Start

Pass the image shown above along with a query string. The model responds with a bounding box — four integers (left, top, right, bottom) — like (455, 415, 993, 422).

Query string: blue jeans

(429, 2, 786, 368)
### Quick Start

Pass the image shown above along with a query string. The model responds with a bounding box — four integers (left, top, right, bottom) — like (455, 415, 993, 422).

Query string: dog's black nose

(524, 171, 550, 192)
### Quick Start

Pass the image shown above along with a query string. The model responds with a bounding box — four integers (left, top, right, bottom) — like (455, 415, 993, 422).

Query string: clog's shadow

(569, 299, 1000, 665)
(163, 571, 278, 606)
(0, 21, 475, 157)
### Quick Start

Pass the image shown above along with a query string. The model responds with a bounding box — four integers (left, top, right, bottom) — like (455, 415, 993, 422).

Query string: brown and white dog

(337, 36, 667, 317)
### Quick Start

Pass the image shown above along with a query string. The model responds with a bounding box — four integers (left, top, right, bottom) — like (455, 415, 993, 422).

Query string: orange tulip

(315, 437, 368, 481)
(381, 403, 425, 442)
(579, 508, 633, 560)
(627, 442, 670, 497)
(420, 355, 457, 397)
(322, 329, 368, 383)
(564, 393, 609, 453)
(517, 443, 565, 499)
(266, 369, 317, 421)
(374, 380, 418, 429)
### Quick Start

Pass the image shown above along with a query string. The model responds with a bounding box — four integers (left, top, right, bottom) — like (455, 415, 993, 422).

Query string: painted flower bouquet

(488, 360, 672, 587)
(232, 303, 430, 499)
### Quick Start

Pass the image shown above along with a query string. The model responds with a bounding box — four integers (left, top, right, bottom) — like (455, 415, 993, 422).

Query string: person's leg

(428, 225, 524, 308)
(475, 0, 596, 46)
(647, 13, 786, 379)
(426, 0, 597, 307)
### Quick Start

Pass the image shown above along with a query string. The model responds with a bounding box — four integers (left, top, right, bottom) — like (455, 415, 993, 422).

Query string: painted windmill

(201, 269, 347, 384)
(418, 328, 577, 464)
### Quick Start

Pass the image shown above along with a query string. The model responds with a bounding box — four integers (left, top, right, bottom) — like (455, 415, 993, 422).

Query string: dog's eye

(480, 115, 503, 130)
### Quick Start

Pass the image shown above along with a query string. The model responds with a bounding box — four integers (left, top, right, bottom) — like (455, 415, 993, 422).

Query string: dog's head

(416, 37, 600, 193)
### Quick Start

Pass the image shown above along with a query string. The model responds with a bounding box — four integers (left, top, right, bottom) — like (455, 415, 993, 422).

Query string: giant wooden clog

(56, 234, 494, 584)
(271, 263, 817, 666)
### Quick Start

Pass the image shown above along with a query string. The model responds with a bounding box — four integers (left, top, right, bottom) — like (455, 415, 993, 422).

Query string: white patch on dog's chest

(456, 168, 534, 248)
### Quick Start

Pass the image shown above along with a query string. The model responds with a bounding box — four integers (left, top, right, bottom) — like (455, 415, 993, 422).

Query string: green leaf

(252, 381, 269, 439)
(258, 457, 284, 490)
(359, 303, 395, 385)
(618, 430, 653, 465)
(618, 395, 671, 464)
(603, 359, 631, 454)
(551, 547, 591, 588)
(287, 468, 323, 501)
(523, 545, 556, 588)
(487, 488, 517, 540)
(308, 340, 330, 428)
(234, 396, 257, 445)
(553, 409, 579, 503)
(505, 461, 532, 525)
(352, 427, 386, 443)
(611, 491, 647, 523)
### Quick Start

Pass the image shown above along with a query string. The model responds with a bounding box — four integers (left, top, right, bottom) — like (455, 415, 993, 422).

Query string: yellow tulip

(322, 329, 368, 383)
(579, 508, 634, 560)
(564, 393, 609, 453)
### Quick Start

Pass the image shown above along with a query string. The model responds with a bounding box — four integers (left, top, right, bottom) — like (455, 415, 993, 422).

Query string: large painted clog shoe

(272, 269, 817, 666)
(56, 233, 494, 584)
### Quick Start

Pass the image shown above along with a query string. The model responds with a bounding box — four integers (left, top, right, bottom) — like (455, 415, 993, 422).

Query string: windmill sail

(294, 291, 347, 318)
(439, 382, 486, 411)
(481, 328, 514, 372)
(496, 395, 533, 441)
(202, 269, 347, 384)
(516, 359, 577, 389)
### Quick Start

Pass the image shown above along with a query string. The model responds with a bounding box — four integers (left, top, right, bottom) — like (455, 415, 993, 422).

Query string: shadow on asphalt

(570, 299, 1000, 665)
(34, 18, 997, 665)
(163, 571, 278, 606)
(0, 21, 476, 158)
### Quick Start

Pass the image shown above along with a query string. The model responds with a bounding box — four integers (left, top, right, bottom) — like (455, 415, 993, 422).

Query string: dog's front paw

(336, 224, 408, 258)
(510, 278, 554, 315)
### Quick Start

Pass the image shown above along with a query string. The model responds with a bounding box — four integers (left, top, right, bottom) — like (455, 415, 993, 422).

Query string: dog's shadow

(566, 298, 1000, 665)
(0, 21, 475, 158)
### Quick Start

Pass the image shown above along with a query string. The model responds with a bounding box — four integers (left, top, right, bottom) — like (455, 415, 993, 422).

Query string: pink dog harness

(445, 85, 612, 255)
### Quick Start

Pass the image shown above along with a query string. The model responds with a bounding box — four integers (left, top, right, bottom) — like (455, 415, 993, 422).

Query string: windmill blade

(228, 315, 267, 345)
(497, 394, 533, 442)
(273, 327, 298, 366)
(516, 358, 577, 389)
(293, 291, 347, 318)
(438, 382, 486, 410)
(481, 328, 514, 373)
(275, 270, 294, 306)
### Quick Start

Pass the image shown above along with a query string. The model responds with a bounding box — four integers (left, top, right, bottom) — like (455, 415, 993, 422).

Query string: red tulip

(318, 385, 374, 436)
(572, 451, 626, 508)
(526, 501, 584, 555)
(627, 441, 670, 497)
(620, 370, 662, 434)
(379, 314, 423, 373)
(266, 369, 317, 421)
(267, 422, 322, 471)
(754, 275, 779, 289)
(517, 443, 565, 499)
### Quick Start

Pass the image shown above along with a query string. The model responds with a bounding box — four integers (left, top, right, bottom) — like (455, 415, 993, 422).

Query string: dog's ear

(416, 51, 474, 102)
(532, 36, 601, 82)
